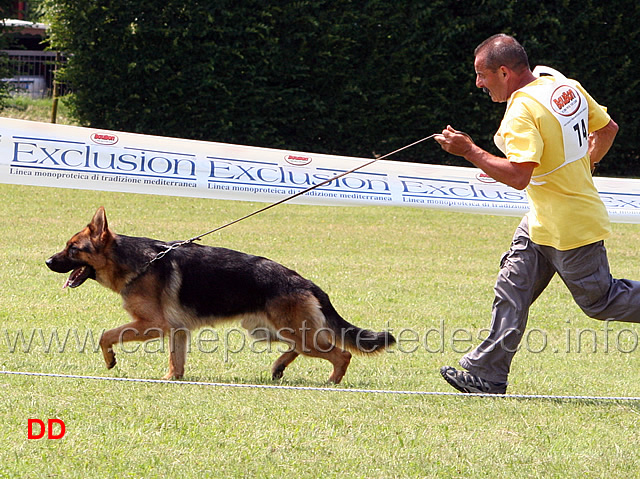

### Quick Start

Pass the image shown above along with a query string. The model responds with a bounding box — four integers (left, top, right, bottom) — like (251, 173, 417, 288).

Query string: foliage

(0, 0, 19, 109)
(43, 0, 640, 175)
(1, 94, 78, 123)
(0, 52, 10, 110)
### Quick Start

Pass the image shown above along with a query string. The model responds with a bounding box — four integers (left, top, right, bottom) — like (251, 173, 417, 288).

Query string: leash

(148, 132, 445, 265)
(146, 129, 474, 266)
(190, 133, 441, 240)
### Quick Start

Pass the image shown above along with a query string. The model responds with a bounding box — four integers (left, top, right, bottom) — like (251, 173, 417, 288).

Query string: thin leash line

(166, 134, 439, 249)
(1, 370, 638, 402)
(148, 133, 439, 264)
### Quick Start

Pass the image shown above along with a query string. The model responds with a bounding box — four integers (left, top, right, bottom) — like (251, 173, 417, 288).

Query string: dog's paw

(271, 366, 285, 381)
(103, 349, 117, 369)
(161, 372, 183, 381)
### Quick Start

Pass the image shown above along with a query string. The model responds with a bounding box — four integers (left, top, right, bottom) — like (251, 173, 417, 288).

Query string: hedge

(45, 0, 639, 176)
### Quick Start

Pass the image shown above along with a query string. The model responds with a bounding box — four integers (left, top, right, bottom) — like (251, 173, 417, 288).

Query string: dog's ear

(89, 206, 112, 242)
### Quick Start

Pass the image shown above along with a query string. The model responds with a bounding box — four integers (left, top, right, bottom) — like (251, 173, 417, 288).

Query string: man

(434, 33, 634, 394)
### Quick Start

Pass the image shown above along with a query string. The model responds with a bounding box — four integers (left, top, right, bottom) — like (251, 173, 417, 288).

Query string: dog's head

(46, 207, 114, 288)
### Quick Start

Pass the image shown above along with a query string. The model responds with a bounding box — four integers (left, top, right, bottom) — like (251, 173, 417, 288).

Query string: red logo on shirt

(550, 85, 581, 117)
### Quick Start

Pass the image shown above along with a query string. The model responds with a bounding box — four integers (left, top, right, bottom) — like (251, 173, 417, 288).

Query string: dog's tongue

(63, 266, 91, 289)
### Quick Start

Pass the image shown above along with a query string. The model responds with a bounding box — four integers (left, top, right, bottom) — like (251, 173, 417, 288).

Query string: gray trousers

(460, 215, 640, 383)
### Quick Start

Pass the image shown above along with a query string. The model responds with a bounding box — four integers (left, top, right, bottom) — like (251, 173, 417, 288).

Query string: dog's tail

(314, 287, 396, 354)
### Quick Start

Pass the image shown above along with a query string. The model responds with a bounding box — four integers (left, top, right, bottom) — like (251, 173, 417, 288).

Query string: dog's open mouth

(63, 266, 94, 289)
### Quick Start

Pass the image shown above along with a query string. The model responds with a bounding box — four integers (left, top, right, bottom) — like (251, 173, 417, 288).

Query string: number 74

(573, 118, 588, 147)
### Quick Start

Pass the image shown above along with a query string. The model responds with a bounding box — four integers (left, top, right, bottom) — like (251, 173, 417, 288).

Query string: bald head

(473, 34, 537, 103)
(474, 34, 530, 73)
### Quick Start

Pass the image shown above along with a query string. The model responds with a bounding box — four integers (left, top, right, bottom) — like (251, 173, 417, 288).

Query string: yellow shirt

(495, 76, 612, 250)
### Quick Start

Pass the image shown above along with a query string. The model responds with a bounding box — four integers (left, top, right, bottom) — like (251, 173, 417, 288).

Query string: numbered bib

(497, 66, 589, 185)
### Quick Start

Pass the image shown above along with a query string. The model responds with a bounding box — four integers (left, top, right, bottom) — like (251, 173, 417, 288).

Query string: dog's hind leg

(165, 328, 189, 380)
(277, 328, 352, 384)
(307, 345, 352, 384)
(267, 293, 353, 383)
(271, 350, 300, 380)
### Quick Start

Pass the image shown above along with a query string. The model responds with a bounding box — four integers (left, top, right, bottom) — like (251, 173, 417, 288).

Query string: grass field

(2, 100, 640, 477)
(1, 96, 78, 127)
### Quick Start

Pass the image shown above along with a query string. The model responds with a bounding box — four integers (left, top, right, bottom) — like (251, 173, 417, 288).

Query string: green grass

(1, 95, 78, 125)
(1, 183, 640, 478)
(2, 98, 640, 477)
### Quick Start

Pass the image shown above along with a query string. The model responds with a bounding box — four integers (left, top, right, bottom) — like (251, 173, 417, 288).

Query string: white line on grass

(1, 370, 639, 402)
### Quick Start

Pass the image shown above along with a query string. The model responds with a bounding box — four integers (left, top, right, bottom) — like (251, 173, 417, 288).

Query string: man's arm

(589, 119, 618, 171)
(435, 125, 536, 190)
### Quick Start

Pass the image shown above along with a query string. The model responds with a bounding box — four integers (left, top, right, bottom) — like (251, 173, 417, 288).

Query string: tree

(0, 2, 20, 109)
(44, 0, 639, 175)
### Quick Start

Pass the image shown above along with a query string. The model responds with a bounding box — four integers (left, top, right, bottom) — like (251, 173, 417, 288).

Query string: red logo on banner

(476, 172, 497, 183)
(284, 154, 312, 166)
(90, 133, 119, 145)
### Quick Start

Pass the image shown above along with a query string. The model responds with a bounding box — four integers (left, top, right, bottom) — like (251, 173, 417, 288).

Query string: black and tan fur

(46, 207, 395, 383)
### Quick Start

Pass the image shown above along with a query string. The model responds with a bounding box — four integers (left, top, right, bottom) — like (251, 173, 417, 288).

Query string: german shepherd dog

(46, 207, 395, 383)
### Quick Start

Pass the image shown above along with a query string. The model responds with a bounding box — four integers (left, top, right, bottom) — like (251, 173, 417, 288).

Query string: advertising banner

(2, 118, 640, 223)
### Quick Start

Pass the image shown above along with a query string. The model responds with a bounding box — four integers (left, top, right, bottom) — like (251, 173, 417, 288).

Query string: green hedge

(45, 0, 639, 176)
(0, 1, 20, 107)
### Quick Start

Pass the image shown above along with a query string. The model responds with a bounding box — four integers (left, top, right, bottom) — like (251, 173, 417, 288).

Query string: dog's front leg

(99, 322, 164, 370)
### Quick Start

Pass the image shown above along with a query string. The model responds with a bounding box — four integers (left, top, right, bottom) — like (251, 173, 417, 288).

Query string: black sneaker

(440, 366, 507, 394)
